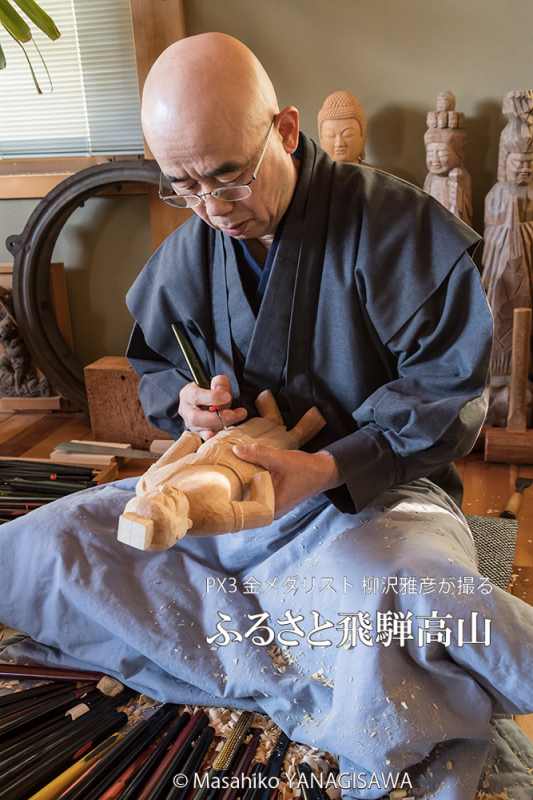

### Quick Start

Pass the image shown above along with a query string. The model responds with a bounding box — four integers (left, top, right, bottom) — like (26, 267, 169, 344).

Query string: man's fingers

(211, 374, 231, 394)
(199, 429, 216, 441)
(232, 442, 280, 469)
(187, 407, 225, 430)
(221, 407, 248, 425)
(187, 406, 248, 431)
(210, 374, 232, 407)
(187, 384, 231, 408)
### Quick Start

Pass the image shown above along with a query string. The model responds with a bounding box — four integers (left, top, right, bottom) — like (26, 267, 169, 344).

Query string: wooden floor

(1, 411, 532, 741)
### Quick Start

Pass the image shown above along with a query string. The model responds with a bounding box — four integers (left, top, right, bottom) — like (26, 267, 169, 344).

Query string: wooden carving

(423, 91, 472, 225)
(481, 89, 533, 426)
(117, 390, 326, 551)
(0, 288, 51, 397)
(317, 90, 367, 164)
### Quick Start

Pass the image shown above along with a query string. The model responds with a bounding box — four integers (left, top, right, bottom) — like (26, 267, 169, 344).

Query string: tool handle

(171, 322, 211, 389)
(500, 491, 523, 519)
(507, 307, 532, 431)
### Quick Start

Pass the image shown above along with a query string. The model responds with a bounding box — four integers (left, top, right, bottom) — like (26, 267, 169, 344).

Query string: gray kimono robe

(126, 132, 492, 513)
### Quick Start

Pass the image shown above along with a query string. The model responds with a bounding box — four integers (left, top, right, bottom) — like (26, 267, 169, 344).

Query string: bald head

(142, 33, 279, 161)
(141, 33, 300, 243)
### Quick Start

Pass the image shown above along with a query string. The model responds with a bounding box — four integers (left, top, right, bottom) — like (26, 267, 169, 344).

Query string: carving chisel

(171, 321, 228, 429)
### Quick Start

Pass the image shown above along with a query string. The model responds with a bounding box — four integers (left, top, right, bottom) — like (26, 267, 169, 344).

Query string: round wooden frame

(5, 160, 160, 409)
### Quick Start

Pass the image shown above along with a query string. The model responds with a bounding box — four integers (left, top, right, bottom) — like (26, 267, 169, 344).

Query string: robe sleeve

(322, 251, 493, 511)
(126, 322, 189, 437)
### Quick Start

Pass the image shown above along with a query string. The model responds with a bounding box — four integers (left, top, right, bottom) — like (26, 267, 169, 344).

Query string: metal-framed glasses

(158, 119, 275, 209)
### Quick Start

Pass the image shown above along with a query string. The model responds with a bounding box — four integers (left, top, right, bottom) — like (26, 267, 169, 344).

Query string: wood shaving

(310, 669, 335, 689)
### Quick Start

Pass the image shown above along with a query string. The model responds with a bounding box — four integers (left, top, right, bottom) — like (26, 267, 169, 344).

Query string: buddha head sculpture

(497, 90, 533, 185)
(317, 90, 367, 163)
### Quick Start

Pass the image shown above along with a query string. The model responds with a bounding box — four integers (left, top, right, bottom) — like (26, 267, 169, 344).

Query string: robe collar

(210, 132, 330, 421)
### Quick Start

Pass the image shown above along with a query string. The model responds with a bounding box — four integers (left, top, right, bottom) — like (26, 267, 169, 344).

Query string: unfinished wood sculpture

(485, 307, 533, 463)
(117, 390, 326, 550)
(482, 89, 533, 425)
(423, 91, 472, 225)
(317, 90, 367, 164)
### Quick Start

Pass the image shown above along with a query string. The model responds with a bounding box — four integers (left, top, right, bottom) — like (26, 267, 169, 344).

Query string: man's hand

(178, 374, 248, 440)
(232, 443, 342, 518)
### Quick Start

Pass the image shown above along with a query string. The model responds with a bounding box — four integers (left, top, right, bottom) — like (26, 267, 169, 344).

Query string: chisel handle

(500, 491, 523, 519)
(507, 307, 532, 431)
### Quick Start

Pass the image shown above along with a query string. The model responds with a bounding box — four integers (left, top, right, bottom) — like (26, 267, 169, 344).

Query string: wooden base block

(484, 426, 533, 464)
(117, 512, 154, 550)
(0, 396, 63, 412)
(84, 357, 172, 450)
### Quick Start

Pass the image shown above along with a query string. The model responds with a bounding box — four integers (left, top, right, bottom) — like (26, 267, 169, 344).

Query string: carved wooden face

(506, 152, 533, 185)
(425, 142, 460, 175)
(320, 118, 364, 163)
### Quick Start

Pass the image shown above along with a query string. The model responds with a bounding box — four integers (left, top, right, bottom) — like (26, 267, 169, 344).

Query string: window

(0, 0, 144, 158)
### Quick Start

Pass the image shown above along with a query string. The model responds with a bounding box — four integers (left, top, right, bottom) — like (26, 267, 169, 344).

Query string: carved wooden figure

(0, 288, 51, 397)
(317, 90, 367, 164)
(481, 89, 533, 426)
(117, 390, 326, 550)
(423, 91, 472, 225)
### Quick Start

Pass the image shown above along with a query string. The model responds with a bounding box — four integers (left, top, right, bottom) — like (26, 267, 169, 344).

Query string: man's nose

(203, 194, 234, 215)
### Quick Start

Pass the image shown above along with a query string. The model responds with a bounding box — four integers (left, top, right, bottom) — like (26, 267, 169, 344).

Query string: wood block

(49, 450, 116, 468)
(0, 396, 63, 412)
(84, 357, 172, 450)
(484, 426, 533, 464)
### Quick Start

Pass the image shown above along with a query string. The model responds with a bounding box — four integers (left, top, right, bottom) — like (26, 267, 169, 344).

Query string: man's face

(156, 115, 295, 240)
(320, 118, 363, 162)
(506, 152, 533, 185)
(426, 142, 459, 175)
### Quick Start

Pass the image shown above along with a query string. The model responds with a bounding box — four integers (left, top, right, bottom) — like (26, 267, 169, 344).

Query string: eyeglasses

(158, 118, 275, 209)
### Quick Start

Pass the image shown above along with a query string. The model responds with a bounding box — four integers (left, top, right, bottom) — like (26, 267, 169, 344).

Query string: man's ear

(276, 106, 300, 154)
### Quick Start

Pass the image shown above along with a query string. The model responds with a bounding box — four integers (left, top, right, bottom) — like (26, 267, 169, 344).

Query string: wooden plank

(0, 413, 46, 446)
(0, 155, 150, 200)
(0, 415, 86, 457)
(20, 416, 92, 460)
(130, 0, 192, 249)
(0, 396, 63, 412)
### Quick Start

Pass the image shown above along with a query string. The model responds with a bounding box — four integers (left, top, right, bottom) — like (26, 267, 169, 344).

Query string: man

(1, 33, 533, 800)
